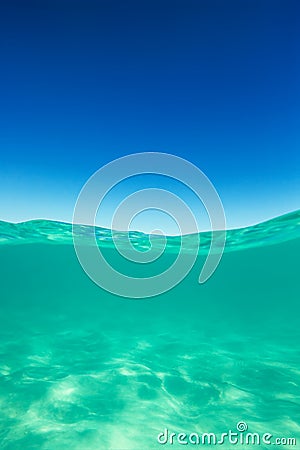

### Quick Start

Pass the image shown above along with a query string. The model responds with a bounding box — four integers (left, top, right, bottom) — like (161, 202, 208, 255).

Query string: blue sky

(0, 0, 299, 233)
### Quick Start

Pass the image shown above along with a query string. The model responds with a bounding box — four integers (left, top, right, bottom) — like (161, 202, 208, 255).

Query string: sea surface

(0, 211, 300, 449)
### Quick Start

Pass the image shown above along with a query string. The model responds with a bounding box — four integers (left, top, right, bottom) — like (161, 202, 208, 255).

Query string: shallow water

(0, 213, 299, 449)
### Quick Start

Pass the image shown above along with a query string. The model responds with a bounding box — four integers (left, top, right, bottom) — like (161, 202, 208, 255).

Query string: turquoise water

(0, 211, 300, 449)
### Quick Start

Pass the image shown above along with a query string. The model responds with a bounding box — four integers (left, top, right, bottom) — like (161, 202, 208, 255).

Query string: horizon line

(0, 208, 299, 237)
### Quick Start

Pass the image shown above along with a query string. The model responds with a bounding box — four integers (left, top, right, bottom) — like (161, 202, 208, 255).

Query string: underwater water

(0, 211, 300, 449)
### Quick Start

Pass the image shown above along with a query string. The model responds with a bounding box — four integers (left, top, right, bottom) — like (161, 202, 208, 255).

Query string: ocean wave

(0, 210, 300, 254)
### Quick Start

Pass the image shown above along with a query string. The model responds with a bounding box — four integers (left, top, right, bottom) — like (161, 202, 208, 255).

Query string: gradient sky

(0, 0, 299, 233)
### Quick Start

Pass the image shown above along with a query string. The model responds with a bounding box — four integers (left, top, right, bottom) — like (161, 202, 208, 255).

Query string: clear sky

(0, 0, 299, 233)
